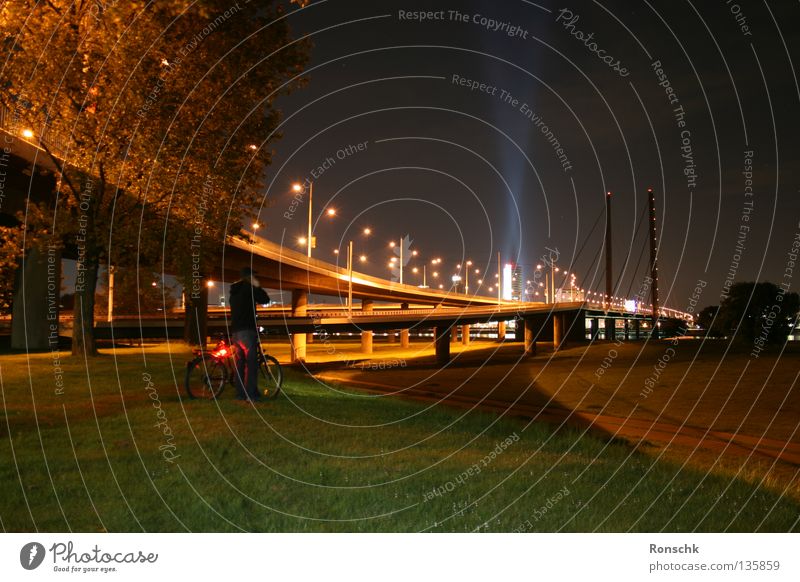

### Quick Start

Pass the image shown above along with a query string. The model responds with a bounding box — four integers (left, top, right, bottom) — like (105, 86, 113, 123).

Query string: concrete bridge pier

(634, 318, 641, 339)
(435, 325, 451, 365)
(523, 318, 536, 357)
(400, 329, 410, 348)
(624, 318, 630, 340)
(361, 299, 374, 354)
(11, 246, 60, 351)
(387, 331, 397, 344)
(461, 324, 470, 345)
(553, 313, 565, 349)
(451, 326, 458, 343)
(590, 318, 599, 340)
(497, 320, 506, 341)
(605, 317, 616, 341)
(290, 289, 308, 363)
(400, 303, 410, 348)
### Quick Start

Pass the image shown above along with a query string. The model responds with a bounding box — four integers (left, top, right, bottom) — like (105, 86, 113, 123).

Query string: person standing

(229, 267, 270, 401)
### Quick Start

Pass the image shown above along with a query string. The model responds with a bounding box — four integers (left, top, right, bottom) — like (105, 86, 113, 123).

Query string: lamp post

(345, 227, 372, 314)
(347, 240, 353, 315)
(389, 239, 405, 284)
(497, 252, 502, 304)
(292, 182, 314, 258)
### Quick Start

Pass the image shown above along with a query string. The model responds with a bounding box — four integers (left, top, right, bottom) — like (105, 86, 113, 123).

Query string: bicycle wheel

(185, 355, 228, 399)
(258, 353, 283, 399)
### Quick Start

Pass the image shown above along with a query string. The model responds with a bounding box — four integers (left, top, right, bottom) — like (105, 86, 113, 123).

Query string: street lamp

(346, 227, 372, 314)
(389, 239, 406, 284)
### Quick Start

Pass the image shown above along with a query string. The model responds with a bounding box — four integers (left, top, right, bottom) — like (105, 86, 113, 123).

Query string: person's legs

(243, 330, 261, 400)
(231, 332, 248, 400)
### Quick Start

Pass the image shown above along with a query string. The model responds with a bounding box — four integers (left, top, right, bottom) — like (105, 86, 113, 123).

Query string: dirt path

(314, 341, 800, 471)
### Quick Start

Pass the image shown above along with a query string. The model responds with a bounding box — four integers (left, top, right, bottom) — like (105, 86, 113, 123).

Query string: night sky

(256, 0, 800, 311)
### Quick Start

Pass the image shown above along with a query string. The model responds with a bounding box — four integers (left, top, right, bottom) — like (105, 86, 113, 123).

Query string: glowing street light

(21, 128, 34, 139)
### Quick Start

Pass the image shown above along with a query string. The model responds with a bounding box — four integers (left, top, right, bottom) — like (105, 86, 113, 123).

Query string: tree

(95, 267, 177, 318)
(696, 305, 720, 336)
(0, 1, 309, 354)
(716, 282, 799, 344)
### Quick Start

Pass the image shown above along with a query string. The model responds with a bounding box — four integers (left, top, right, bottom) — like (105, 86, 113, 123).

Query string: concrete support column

(590, 318, 599, 340)
(605, 317, 616, 340)
(12, 246, 61, 351)
(387, 331, 397, 344)
(434, 326, 451, 365)
(497, 320, 506, 341)
(361, 299, 374, 354)
(400, 303, 410, 348)
(553, 313, 565, 350)
(290, 289, 308, 363)
(523, 318, 536, 357)
(624, 319, 630, 340)
(634, 318, 641, 340)
(451, 326, 458, 343)
(461, 324, 471, 346)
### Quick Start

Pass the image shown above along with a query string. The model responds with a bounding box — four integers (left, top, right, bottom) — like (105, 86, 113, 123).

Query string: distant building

(511, 264, 523, 301)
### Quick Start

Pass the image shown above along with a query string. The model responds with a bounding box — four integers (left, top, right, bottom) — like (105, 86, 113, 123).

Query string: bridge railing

(0, 104, 71, 160)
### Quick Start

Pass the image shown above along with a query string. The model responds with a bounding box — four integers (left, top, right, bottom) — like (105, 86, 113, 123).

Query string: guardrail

(0, 104, 70, 160)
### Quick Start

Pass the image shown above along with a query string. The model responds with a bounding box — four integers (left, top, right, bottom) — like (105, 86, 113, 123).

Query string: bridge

(1, 108, 690, 359)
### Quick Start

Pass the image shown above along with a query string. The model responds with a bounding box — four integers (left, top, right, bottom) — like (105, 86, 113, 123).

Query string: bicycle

(185, 333, 283, 400)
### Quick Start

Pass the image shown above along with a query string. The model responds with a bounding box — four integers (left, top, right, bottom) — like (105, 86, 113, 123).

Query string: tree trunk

(183, 281, 208, 347)
(72, 253, 99, 356)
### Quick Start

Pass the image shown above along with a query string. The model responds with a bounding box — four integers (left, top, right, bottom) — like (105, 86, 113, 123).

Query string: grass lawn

(1, 344, 798, 532)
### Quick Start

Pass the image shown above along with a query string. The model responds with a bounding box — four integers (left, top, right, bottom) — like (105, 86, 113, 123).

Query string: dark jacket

(229, 279, 270, 333)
